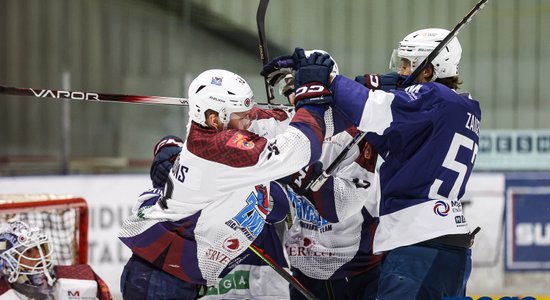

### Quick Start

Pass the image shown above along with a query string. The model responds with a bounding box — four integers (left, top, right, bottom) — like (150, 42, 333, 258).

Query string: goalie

(0, 221, 111, 300)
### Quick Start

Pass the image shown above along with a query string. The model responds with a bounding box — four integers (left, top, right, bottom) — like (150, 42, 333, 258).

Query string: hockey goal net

(0, 194, 88, 265)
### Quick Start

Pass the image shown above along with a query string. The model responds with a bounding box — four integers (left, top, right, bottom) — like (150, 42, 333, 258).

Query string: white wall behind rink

(0, 174, 150, 300)
(0, 173, 506, 298)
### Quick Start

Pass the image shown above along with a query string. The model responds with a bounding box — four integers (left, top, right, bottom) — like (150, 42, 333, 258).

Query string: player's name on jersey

(476, 130, 550, 171)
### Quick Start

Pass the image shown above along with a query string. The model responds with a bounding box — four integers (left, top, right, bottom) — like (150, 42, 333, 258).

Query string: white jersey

(283, 130, 380, 279)
(247, 110, 381, 280)
(198, 107, 292, 299)
(119, 106, 329, 286)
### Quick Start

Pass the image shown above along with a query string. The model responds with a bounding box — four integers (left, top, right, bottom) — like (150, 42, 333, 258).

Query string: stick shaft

(0, 84, 292, 110)
(248, 243, 318, 300)
(256, 0, 275, 103)
(0, 85, 188, 106)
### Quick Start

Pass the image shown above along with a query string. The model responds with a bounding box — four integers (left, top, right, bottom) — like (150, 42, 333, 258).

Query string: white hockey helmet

(0, 221, 56, 288)
(279, 50, 339, 96)
(390, 28, 462, 79)
(304, 50, 339, 76)
(188, 69, 254, 128)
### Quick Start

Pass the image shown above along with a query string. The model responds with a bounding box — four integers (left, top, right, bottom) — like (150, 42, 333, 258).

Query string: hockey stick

(248, 243, 319, 300)
(256, 0, 275, 104)
(0, 84, 293, 110)
(308, 0, 489, 192)
(0, 84, 188, 106)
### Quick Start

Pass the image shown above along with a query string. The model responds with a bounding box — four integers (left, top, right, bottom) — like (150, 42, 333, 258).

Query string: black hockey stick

(0, 84, 188, 106)
(256, 0, 275, 104)
(308, 0, 490, 192)
(248, 243, 319, 300)
(0, 84, 292, 110)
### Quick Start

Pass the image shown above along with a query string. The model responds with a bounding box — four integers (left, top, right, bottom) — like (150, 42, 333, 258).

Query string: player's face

(398, 58, 432, 83)
(18, 246, 45, 270)
(398, 58, 413, 76)
(228, 110, 253, 130)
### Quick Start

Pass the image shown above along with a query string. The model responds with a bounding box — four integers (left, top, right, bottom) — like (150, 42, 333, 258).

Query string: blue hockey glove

(354, 72, 406, 92)
(150, 135, 183, 188)
(292, 48, 334, 109)
(260, 55, 296, 87)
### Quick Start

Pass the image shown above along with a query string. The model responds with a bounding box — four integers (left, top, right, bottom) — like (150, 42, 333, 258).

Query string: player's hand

(292, 48, 334, 108)
(260, 55, 295, 87)
(355, 72, 407, 91)
(150, 135, 183, 188)
(278, 74, 295, 98)
(277, 161, 323, 195)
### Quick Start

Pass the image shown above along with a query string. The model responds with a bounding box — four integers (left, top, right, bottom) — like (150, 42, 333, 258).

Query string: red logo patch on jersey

(227, 133, 255, 150)
(223, 237, 242, 252)
(302, 237, 314, 248)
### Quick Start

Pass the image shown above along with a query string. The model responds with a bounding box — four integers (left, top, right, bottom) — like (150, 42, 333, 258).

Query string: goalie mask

(0, 221, 56, 290)
(188, 69, 255, 129)
(389, 28, 462, 79)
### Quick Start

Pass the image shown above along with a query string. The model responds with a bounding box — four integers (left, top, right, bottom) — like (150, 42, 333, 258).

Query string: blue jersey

(330, 75, 481, 252)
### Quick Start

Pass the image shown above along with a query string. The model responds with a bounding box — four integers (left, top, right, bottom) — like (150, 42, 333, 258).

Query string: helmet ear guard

(390, 28, 462, 80)
(188, 69, 254, 129)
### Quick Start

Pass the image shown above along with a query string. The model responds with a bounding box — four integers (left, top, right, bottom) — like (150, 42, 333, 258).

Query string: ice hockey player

(264, 51, 382, 300)
(291, 28, 479, 299)
(0, 221, 111, 300)
(119, 48, 347, 299)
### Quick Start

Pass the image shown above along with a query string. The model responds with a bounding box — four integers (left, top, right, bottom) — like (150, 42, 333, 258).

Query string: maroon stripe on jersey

(251, 107, 290, 121)
(290, 108, 325, 148)
(133, 230, 176, 261)
(186, 123, 268, 168)
(0, 280, 10, 295)
(55, 265, 95, 280)
(132, 230, 195, 283)
(162, 234, 189, 281)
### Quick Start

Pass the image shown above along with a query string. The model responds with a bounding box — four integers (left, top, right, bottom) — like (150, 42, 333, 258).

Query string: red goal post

(0, 194, 89, 265)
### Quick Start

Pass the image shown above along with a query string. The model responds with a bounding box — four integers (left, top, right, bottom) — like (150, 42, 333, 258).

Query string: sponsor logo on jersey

(433, 200, 450, 217)
(225, 185, 269, 241)
(286, 244, 336, 257)
(227, 133, 255, 150)
(222, 237, 242, 252)
(67, 290, 94, 299)
(451, 200, 463, 213)
(404, 84, 422, 101)
(67, 291, 80, 297)
(205, 248, 231, 264)
(454, 215, 467, 225)
(201, 270, 250, 295)
(302, 237, 314, 248)
(287, 188, 332, 233)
